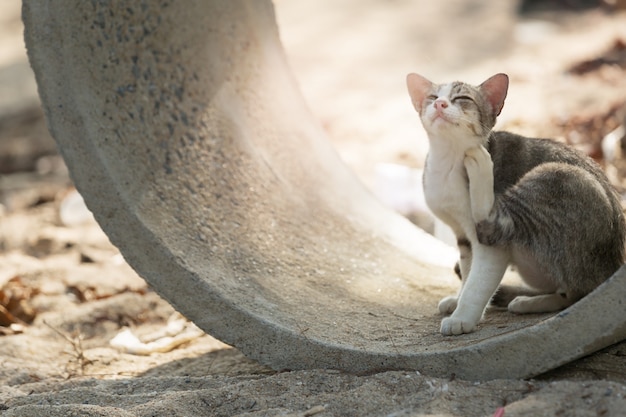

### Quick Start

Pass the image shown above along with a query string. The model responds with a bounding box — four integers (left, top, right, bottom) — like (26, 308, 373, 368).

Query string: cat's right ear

(406, 73, 433, 113)
(480, 73, 509, 116)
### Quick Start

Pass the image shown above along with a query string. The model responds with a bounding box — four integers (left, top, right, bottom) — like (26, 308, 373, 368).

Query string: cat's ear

(480, 73, 509, 116)
(406, 73, 433, 113)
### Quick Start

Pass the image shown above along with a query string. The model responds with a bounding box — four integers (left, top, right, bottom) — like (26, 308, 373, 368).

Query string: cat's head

(406, 73, 508, 145)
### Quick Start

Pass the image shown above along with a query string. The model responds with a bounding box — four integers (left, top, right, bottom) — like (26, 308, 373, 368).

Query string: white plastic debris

(110, 314, 204, 355)
(514, 20, 557, 45)
(374, 163, 428, 216)
(602, 123, 625, 163)
(59, 189, 95, 226)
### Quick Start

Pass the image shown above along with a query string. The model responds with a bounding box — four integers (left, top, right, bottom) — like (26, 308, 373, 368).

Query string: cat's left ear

(406, 73, 434, 113)
(480, 73, 509, 116)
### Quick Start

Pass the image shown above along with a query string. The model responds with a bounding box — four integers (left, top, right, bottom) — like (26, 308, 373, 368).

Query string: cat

(406, 72, 626, 336)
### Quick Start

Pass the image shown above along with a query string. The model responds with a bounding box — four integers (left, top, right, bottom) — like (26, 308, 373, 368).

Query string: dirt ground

(3, 1, 626, 416)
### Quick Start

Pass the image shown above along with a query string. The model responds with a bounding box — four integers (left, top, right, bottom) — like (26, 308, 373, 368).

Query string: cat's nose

(434, 99, 448, 111)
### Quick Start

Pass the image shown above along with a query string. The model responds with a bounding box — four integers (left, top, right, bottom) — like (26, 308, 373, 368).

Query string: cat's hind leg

(507, 290, 580, 314)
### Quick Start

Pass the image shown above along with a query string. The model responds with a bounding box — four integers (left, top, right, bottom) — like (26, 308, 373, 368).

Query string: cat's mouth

(430, 112, 454, 126)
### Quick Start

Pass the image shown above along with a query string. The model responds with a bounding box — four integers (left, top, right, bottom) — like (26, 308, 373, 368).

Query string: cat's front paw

(464, 146, 494, 223)
(438, 296, 458, 315)
(440, 316, 477, 336)
(464, 146, 492, 177)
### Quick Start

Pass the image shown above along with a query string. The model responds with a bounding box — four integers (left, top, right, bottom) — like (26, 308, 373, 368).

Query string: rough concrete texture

(22, 0, 626, 380)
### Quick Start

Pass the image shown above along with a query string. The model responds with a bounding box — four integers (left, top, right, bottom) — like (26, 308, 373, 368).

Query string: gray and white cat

(406, 72, 626, 336)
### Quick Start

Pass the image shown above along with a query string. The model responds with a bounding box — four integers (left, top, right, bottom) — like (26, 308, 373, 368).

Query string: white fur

(421, 84, 510, 336)
(421, 83, 489, 241)
(508, 292, 573, 314)
(464, 146, 494, 223)
(436, 84, 452, 102)
(441, 245, 509, 334)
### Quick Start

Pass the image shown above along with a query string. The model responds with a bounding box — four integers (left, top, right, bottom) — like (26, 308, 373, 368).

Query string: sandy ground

(3, 0, 626, 416)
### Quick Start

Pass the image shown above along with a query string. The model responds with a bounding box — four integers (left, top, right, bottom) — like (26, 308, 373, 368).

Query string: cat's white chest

(423, 153, 472, 234)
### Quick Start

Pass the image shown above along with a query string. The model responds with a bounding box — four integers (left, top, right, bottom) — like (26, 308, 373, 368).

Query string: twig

(43, 320, 93, 377)
(385, 323, 400, 355)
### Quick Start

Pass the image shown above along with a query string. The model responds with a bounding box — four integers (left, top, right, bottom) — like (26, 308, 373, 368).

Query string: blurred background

(1, 0, 626, 329)
(2, 0, 626, 217)
(275, 0, 626, 231)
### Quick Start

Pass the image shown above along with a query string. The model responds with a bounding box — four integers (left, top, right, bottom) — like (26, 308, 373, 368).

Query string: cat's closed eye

(426, 94, 438, 101)
(452, 95, 474, 103)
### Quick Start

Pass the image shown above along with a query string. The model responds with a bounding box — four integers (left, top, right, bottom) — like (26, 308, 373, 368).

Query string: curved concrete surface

(23, 1, 626, 380)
